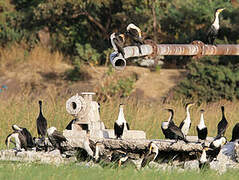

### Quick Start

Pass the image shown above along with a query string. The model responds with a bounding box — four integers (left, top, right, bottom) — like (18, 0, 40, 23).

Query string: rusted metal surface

(110, 40, 239, 70)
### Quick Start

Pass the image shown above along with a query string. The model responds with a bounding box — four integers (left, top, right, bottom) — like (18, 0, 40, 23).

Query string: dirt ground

(0, 61, 186, 102)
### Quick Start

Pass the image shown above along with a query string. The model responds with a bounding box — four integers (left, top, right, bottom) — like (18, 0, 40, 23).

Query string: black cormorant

(36, 100, 47, 139)
(216, 106, 228, 138)
(114, 104, 130, 139)
(167, 109, 188, 143)
(205, 8, 225, 45)
(230, 123, 239, 142)
(110, 32, 125, 58)
(161, 108, 177, 139)
(141, 142, 159, 168)
(179, 103, 194, 137)
(126, 23, 144, 54)
(196, 109, 208, 143)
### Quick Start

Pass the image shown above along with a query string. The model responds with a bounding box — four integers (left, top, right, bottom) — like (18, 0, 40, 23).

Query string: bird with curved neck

(216, 106, 228, 138)
(179, 102, 194, 137)
(141, 142, 159, 168)
(161, 108, 176, 139)
(206, 8, 225, 45)
(114, 104, 130, 139)
(196, 109, 208, 143)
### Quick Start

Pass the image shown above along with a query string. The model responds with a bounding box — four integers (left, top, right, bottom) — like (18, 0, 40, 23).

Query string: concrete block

(103, 129, 146, 139)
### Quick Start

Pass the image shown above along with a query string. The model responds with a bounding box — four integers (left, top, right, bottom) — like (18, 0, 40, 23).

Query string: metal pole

(110, 41, 239, 70)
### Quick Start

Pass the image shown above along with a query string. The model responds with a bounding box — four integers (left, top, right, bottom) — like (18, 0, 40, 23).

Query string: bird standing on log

(230, 123, 239, 142)
(125, 23, 144, 54)
(36, 100, 47, 140)
(196, 109, 208, 143)
(205, 8, 225, 45)
(179, 103, 194, 137)
(161, 108, 177, 139)
(114, 104, 130, 139)
(216, 106, 228, 138)
(166, 109, 188, 143)
(141, 142, 159, 168)
(110, 32, 125, 58)
(47, 127, 67, 153)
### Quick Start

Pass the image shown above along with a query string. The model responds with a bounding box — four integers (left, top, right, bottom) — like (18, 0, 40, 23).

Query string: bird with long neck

(231, 123, 239, 142)
(161, 108, 176, 139)
(36, 100, 47, 140)
(216, 106, 228, 138)
(206, 8, 225, 45)
(196, 109, 208, 143)
(141, 142, 159, 168)
(179, 103, 194, 137)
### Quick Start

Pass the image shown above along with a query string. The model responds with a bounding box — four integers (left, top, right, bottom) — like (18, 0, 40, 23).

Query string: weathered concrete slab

(103, 129, 146, 139)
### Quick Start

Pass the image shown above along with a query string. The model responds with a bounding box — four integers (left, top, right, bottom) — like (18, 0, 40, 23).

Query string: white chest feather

(212, 14, 220, 30)
(161, 122, 169, 129)
(116, 108, 126, 125)
(200, 149, 207, 163)
(197, 114, 206, 130)
(181, 111, 191, 135)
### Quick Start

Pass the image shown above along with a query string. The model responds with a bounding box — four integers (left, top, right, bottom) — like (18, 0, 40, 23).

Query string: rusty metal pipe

(110, 41, 239, 70)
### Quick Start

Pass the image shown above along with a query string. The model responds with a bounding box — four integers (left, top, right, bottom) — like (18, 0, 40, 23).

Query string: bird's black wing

(206, 25, 218, 44)
(231, 123, 239, 141)
(18, 132, 28, 150)
(141, 153, 155, 168)
(65, 119, 76, 130)
(21, 128, 34, 148)
(179, 121, 184, 130)
(217, 119, 228, 137)
(52, 131, 67, 142)
(114, 123, 124, 138)
(37, 115, 48, 137)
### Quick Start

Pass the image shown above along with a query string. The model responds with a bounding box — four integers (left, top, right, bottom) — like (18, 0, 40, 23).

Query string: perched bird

(199, 146, 210, 170)
(161, 108, 177, 139)
(166, 109, 188, 143)
(125, 23, 144, 54)
(196, 109, 208, 143)
(114, 104, 130, 139)
(179, 103, 194, 137)
(216, 106, 228, 138)
(118, 153, 137, 168)
(141, 142, 159, 168)
(47, 127, 67, 153)
(5, 125, 28, 151)
(208, 136, 227, 161)
(12, 125, 34, 148)
(230, 123, 239, 142)
(110, 32, 125, 58)
(36, 100, 47, 139)
(205, 8, 225, 45)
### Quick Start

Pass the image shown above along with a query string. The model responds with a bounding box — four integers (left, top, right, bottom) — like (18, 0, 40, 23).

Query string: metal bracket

(191, 40, 205, 59)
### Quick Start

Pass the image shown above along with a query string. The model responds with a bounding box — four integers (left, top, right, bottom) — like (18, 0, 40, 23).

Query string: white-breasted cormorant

(47, 127, 67, 153)
(126, 23, 143, 54)
(12, 125, 34, 148)
(208, 136, 227, 161)
(36, 100, 47, 139)
(110, 32, 125, 58)
(230, 123, 239, 142)
(216, 106, 228, 138)
(205, 8, 225, 45)
(179, 103, 194, 137)
(199, 146, 210, 169)
(196, 109, 208, 143)
(141, 142, 159, 168)
(114, 104, 130, 139)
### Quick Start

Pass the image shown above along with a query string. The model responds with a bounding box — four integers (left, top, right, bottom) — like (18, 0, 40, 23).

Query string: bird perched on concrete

(161, 108, 177, 139)
(36, 100, 47, 140)
(47, 127, 67, 153)
(205, 8, 225, 45)
(141, 142, 159, 168)
(5, 125, 30, 151)
(208, 136, 227, 161)
(179, 102, 194, 137)
(114, 104, 130, 139)
(196, 109, 208, 143)
(110, 32, 125, 58)
(125, 23, 144, 54)
(216, 106, 228, 138)
(230, 123, 239, 142)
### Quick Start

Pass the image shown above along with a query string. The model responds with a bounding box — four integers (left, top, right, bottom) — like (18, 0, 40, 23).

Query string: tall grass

(1, 95, 238, 149)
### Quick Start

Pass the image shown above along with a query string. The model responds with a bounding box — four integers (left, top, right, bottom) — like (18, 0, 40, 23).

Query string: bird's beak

(218, 8, 225, 13)
(149, 144, 153, 153)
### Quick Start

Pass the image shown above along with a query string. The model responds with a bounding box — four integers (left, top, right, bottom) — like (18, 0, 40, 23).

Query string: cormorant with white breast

(196, 109, 208, 143)
(47, 127, 67, 153)
(125, 23, 144, 54)
(110, 32, 125, 58)
(166, 109, 188, 143)
(205, 8, 225, 45)
(114, 104, 130, 139)
(208, 136, 227, 161)
(199, 145, 210, 170)
(230, 123, 239, 142)
(141, 142, 159, 168)
(36, 100, 47, 140)
(179, 102, 194, 137)
(161, 108, 177, 139)
(216, 106, 228, 138)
